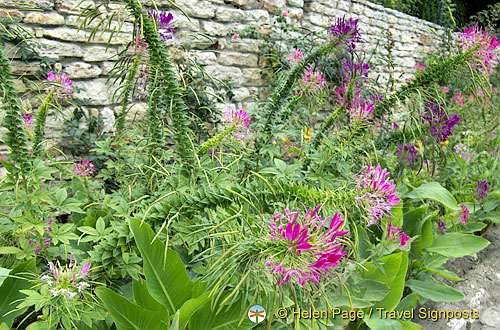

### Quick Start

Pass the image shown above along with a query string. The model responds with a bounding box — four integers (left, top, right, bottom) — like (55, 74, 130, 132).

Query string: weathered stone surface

(231, 87, 250, 102)
(216, 7, 245, 22)
(42, 27, 88, 42)
(10, 61, 39, 76)
(190, 51, 218, 65)
(83, 46, 118, 62)
(172, 15, 201, 31)
(157, 0, 216, 18)
(0, 9, 24, 21)
(0, 0, 53, 10)
(64, 62, 102, 78)
(218, 38, 263, 53)
(219, 52, 258, 67)
(201, 21, 232, 36)
(203, 65, 244, 86)
(244, 10, 269, 24)
(100, 107, 115, 132)
(100, 62, 115, 75)
(242, 68, 267, 86)
(263, 0, 286, 12)
(230, 0, 248, 7)
(24, 13, 64, 25)
(73, 79, 116, 105)
(57, 0, 95, 15)
(287, 0, 304, 8)
(65, 15, 134, 33)
(125, 103, 147, 122)
(35, 39, 84, 59)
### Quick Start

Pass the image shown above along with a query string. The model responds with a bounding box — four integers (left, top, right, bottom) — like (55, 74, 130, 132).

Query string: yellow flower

(303, 127, 312, 142)
(415, 140, 423, 152)
(281, 137, 289, 143)
(441, 140, 449, 150)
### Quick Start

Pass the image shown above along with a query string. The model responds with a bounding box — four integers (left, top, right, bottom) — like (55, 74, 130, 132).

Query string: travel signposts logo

(248, 305, 266, 323)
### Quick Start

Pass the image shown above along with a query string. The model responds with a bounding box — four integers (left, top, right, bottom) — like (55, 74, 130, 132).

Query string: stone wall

(0, 0, 445, 133)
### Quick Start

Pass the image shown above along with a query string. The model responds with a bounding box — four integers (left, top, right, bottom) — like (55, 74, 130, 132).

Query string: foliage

(0, 1, 499, 330)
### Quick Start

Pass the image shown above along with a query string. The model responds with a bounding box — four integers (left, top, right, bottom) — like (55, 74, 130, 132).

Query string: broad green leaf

(96, 287, 165, 330)
(424, 266, 462, 281)
(405, 182, 459, 210)
(395, 293, 418, 313)
(403, 205, 428, 235)
(0, 246, 21, 254)
(426, 233, 489, 258)
(363, 315, 403, 330)
(420, 218, 432, 249)
(0, 268, 10, 286)
(0, 258, 36, 326)
(461, 222, 487, 233)
(133, 279, 168, 323)
(362, 252, 408, 310)
(482, 212, 500, 224)
(400, 320, 421, 330)
(129, 218, 192, 313)
(178, 292, 210, 330)
(406, 279, 464, 302)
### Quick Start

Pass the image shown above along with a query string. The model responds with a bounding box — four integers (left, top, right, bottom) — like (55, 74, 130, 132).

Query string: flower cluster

(22, 114, 33, 128)
(328, 16, 361, 52)
(288, 49, 305, 65)
(454, 143, 476, 163)
(148, 11, 176, 41)
(265, 205, 348, 287)
(132, 36, 148, 53)
(73, 159, 95, 177)
(347, 100, 374, 124)
(438, 220, 447, 234)
(452, 93, 467, 106)
(387, 222, 410, 247)
(353, 164, 400, 225)
(342, 59, 370, 84)
(458, 23, 500, 75)
(43, 255, 91, 299)
(44, 71, 73, 99)
(222, 107, 251, 139)
(23, 218, 53, 254)
(413, 62, 426, 71)
(296, 67, 327, 95)
(422, 103, 460, 142)
(394, 144, 419, 168)
(476, 180, 489, 200)
(459, 204, 470, 225)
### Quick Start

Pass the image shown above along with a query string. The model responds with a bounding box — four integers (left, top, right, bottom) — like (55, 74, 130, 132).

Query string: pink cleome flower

(387, 222, 410, 247)
(46, 255, 91, 299)
(299, 67, 327, 92)
(222, 107, 251, 139)
(347, 101, 374, 124)
(458, 23, 500, 74)
(265, 205, 349, 287)
(288, 49, 305, 65)
(232, 33, 239, 40)
(413, 62, 426, 71)
(73, 159, 95, 177)
(353, 164, 400, 225)
(459, 203, 470, 225)
(44, 71, 73, 99)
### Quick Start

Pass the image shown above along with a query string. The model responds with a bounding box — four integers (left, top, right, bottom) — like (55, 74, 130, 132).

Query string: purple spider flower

(328, 16, 361, 52)
(422, 103, 460, 142)
(298, 67, 327, 93)
(73, 159, 95, 177)
(44, 71, 73, 99)
(347, 100, 374, 124)
(342, 58, 370, 83)
(458, 23, 500, 75)
(394, 144, 419, 168)
(353, 164, 400, 225)
(438, 220, 447, 234)
(43, 255, 91, 299)
(23, 114, 33, 127)
(265, 205, 348, 287)
(476, 180, 489, 200)
(148, 11, 176, 41)
(288, 49, 305, 65)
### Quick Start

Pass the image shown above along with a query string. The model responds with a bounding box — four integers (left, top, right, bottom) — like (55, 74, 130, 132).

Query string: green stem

(33, 91, 55, 156)
(116, 57, 140, 135)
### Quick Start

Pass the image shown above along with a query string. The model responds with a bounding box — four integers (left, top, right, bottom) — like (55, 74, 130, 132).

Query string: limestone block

(57, 0, 96, 15)
(216, 7, 245, 22)
(218, 38, 263, 53)
(263, 0, 286, 12)
(244, 10, 270, 24)
(190, 51, 218, 65)
(35, 39, 84, 59)
(83, 46, 118, 62)
(64, 62, 102, 79)
(0, 9, 24, 22)
(242, 68, 267, 86)
(73, 79, 117, 105)
(0, 0, 53, 10)
(219, 52, 258, 67)
(201, 21, 232, 36)
(24, 12, 64, 25)
(287, 0, 303, 8)
(203, 65, 244, 86)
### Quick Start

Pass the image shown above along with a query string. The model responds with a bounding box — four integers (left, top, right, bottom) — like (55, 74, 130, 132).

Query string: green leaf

(461, 222, 487, 233)
(129, 218, 193, 314)
(426, 233, 490, 258)
(96, 287, 165, 330)
(403, 205, 428, 235)
(364, 315, 403, 330)
(482, 212, 500, 224)
(420, 218, 433, 250)
(0, 258, 36, 326)
(0, 268, 10, 287)
(274, 158, 286, 172)
(406, 279, 464, 302)
(133, 279, 169, 323)
(362, 252, 408, 310)
(178, 292, 210, 330)
(395, 293, 418, 313)
(0, 246, 21, 254)
(424, 266, 462, 281)
(405, 182, 459, 210)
